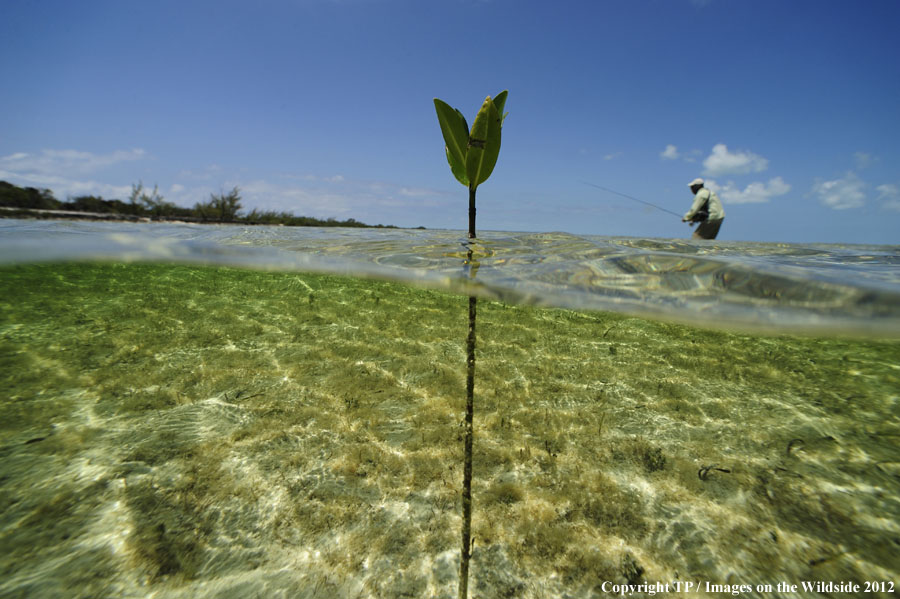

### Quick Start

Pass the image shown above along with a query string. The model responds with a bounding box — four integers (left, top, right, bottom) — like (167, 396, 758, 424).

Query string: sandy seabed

(1, 263, 899, 598)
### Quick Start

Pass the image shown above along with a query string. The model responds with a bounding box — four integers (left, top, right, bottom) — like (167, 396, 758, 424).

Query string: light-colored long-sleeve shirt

(684, 188, 725, 221)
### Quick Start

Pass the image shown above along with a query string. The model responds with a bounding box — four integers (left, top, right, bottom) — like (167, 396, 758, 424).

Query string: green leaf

(434, 98, 470, 186)
(443, 146, 468, 186)
(465, 96, 503, 188)
(455, 108, 469, 135)
(492, 90, 508, 124)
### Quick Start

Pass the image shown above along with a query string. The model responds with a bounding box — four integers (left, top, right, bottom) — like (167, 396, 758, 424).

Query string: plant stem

(459, 289, 477, 599)
(468, 186, 477, 239)
(460, 184, 478, 599)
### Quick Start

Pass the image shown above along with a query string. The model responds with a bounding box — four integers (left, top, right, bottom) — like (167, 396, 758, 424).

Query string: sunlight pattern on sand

(2, 263, 898, 598)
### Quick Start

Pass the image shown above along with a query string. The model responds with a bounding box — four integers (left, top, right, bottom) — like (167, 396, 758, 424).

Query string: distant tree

(0, 181, 60, 209)
(110, 198, 144, 215)
(130, 181, 175, 217)
(0, 179, 402, 228)
(192, 200, 210, 221)
(195, 186, 242, 222)
(245, 207, 291, 224)
(67, 195, 112, 213)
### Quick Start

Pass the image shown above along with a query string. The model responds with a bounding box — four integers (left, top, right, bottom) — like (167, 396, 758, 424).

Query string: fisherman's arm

(683, 189, 710, 221)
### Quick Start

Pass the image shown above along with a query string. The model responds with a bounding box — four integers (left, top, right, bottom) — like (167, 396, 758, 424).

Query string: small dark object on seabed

(786, 438, 805, 456)
(0, 434, 51, 456)
(785, 435, 841, 458)
(698, 464, 731, 481)
(809, 552, 845, 567)
(224, 389, 265, 402)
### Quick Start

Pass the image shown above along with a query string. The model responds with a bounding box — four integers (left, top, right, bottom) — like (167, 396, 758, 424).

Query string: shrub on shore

(0, 180, 401, 228)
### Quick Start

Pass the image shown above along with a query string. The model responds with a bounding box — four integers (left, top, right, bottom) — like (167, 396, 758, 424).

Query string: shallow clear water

(1, 220, 898, 598)
(2, 219, 899, 335)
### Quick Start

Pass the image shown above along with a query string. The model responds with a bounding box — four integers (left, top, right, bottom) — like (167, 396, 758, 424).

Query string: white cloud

(399, 186, 438, 198)
(812, 172, 866, 210)
(706, 177, 791, 204)
(0, 148, 148, 200)
(62, 180, 135, 200)
(877, 183, 898, 198)
(0, 148, 145, 177)
(684, 149, 703, 163)
(236, 176, 450, 219)
(603, 152, 623, 161)
(239, 180, 346, 215)
(854, 152, 876, 169)
(876, 183, 900, 211)
(289, 173, 346, 183)
(660, 145, 680, 160)
(702, 144, 768, 176)
(0, 167, 133, 200)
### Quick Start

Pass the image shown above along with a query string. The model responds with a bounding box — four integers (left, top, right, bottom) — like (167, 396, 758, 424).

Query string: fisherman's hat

(688, 178, 705, 187)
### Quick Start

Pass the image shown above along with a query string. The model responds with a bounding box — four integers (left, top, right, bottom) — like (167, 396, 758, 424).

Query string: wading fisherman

(683, 178, 725, 240)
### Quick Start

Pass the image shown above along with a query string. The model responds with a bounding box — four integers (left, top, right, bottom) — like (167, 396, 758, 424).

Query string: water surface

(2, 219, 899, 335)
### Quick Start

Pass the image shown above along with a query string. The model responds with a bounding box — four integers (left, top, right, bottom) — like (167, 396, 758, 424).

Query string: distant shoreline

(0, 180, 415, 229)
(0, 206, 423, 229)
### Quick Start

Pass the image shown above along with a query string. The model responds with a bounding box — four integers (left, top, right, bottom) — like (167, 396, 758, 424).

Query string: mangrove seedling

(434, 91, 508, 238)
(434, 91, 508, 599)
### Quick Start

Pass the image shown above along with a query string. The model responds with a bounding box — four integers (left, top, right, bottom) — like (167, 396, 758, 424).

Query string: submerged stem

(459, 248, 478, 599)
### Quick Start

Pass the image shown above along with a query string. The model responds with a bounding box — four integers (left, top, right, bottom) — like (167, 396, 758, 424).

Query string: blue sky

(1, 0, 898, 244)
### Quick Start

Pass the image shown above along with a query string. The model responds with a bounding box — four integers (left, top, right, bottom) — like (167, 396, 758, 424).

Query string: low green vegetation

(0, 180, 401, 228)
(1, 262, 898, 598)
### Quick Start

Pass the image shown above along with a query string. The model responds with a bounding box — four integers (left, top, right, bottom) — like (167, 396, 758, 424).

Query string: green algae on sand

(1, 262, 898, 598)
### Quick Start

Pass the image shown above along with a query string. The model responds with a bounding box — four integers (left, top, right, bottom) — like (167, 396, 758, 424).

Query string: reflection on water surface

(2, 219, 899, 335)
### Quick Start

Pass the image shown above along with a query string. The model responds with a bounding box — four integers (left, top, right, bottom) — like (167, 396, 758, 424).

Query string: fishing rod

(581, 180, 683, 219)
